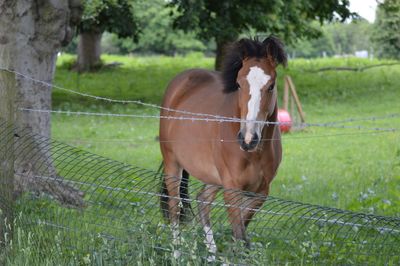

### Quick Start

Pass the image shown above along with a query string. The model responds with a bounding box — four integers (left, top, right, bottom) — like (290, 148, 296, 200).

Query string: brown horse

(159, 36, 287, 257)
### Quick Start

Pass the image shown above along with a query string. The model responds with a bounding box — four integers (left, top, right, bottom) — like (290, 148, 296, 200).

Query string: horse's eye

(268, 83, 275, 92)
(236, 82, 241, 89)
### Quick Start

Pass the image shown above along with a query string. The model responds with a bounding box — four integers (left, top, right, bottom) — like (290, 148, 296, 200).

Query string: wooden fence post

(0, 70, 15, 251)
(283, 77, 289, 111)
(286, 76, 306, 123)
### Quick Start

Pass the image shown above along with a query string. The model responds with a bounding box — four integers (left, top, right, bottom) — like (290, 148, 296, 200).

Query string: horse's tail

(159, 162, 193, 223)
(180, 169, 193, 222)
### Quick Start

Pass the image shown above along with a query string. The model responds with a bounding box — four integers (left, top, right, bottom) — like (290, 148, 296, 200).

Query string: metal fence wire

(0, 120, 400, 265)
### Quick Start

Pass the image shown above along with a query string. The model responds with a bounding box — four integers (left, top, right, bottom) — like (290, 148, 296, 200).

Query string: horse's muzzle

(237, 131, 259, 152)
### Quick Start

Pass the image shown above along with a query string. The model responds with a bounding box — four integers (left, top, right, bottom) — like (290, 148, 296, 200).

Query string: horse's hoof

(173, 250, 181, 259)
(207, 254, 216, 262)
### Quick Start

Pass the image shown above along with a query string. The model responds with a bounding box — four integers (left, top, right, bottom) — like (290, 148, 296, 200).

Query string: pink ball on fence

(278, 109, 292, 133)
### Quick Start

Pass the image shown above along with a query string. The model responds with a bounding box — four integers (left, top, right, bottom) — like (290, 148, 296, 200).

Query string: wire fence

(1, 120, 399, 265)
(55, 130, 398, 146)
(19, 107, 400, 132)
(1, 67, 400, 264)
(1, 68, 399, 134)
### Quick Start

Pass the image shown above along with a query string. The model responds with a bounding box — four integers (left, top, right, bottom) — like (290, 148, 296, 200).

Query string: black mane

(222, 36, 287, 93)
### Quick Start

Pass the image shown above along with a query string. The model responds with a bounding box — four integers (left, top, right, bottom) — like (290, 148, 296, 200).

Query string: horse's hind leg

(163, 159, 183, 258)
(163, 162, 182, 222)
(197, 184, 220, 261)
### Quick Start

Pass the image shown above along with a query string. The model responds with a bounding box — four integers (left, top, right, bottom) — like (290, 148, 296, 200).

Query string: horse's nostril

(237, 132, 244, 141)
(253, 133, 259, 143)
(237, 131, 260, 151)
(248, 133, 259, 149)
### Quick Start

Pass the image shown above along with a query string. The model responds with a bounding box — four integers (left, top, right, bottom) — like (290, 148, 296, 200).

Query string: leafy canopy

(101, 0, 210, 55)
(372, 0, 400, 59)
(80, 0, 139, 40)
(168, 0, 356, 43)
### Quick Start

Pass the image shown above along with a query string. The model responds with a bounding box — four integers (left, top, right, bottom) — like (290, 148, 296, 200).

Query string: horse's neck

(222, 91, 240, 118)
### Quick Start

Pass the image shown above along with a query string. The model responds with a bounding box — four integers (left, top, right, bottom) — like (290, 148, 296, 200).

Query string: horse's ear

(263, 36, 288, 67)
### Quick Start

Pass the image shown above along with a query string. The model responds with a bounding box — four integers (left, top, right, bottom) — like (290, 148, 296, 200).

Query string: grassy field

(3, 54, 400, 265)
(52, 54, 400, 216)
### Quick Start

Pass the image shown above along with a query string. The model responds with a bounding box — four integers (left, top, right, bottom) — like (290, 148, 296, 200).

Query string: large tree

(169, 0, 355, 69)
(77, 0, 139, 71)
(0, 0, 84, 206)
(372, 0, 400, 59)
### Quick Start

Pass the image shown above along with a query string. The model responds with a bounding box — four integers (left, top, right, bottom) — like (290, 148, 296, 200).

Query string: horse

(159, 36, 287, 258)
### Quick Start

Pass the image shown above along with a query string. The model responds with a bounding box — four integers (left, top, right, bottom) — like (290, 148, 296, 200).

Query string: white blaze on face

(244, 66, 271, 143)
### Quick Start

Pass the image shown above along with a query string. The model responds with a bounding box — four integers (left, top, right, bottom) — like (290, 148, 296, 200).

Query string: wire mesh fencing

(0, 119, 399, 265)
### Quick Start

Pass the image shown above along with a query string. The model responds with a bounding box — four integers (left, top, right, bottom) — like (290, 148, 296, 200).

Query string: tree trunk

(77, 31, 103, 72)
(0, 71, 15, 252)
(0, 0, 84, 207)
(0, 2, 17, 251)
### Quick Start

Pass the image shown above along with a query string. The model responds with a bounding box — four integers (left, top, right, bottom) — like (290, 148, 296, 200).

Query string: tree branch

(311, 63, 400, 73)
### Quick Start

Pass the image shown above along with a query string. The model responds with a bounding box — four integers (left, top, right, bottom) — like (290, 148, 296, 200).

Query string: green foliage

(169, 0, 356, 68)
(286, 23, 336, 58)
(327, 18, 373, 54)
(54, 54, 212, 108)
(372, 0, 400, 59)
(168, 0, 356, 44)
(101, 0, 210, 55)
(80, 0, 139, 40)
(287, 19, 373, 58)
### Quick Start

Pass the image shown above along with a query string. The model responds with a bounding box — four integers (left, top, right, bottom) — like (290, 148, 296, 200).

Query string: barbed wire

(58, 130, 396, 146)
(0, 68, 241, 121)
(20, 107, 400, 132)
(2, 68, 400, 132)
(320, 113, 400, 125)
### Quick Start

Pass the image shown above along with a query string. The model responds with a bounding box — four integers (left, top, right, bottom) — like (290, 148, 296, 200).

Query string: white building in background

(355, 50, 368, 58)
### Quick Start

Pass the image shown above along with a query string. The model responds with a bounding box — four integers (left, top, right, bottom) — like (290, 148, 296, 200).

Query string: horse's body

(159, 37, 287, 257)
(160, 68, 281, 190)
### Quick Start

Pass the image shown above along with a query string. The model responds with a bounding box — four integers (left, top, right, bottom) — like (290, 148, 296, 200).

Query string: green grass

(3, 54, 400, 265)
(52, 54, 400, 216)
(54, 53, 212, 108)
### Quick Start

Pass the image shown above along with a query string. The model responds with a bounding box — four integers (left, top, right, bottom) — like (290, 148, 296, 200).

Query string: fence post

(0, 70, 15, 252)
(286, 76, 306, 123)
(283, 77, 289, 111)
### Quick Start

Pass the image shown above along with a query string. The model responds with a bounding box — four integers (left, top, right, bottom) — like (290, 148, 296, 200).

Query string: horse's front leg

(242, 194, 267, 229)
(223, 189, 249, 246)
(197, 184, 220, 261)
(242, 187, 269, 228)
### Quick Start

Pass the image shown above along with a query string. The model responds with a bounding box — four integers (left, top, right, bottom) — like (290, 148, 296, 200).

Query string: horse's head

(222, 36, 287, 152)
